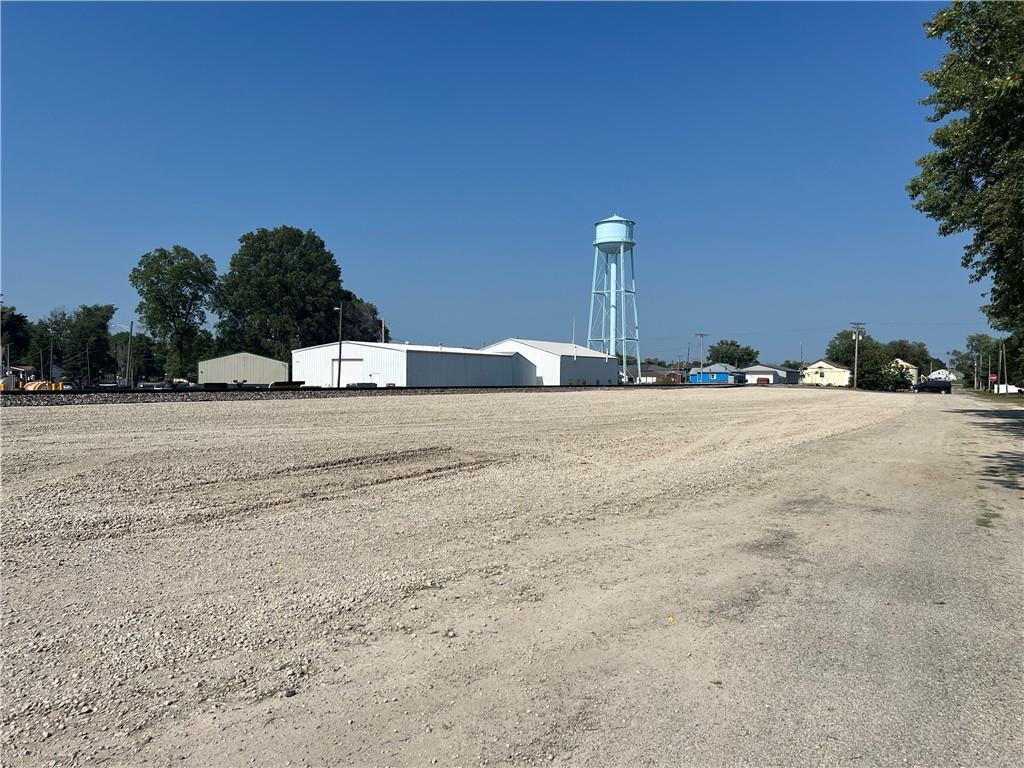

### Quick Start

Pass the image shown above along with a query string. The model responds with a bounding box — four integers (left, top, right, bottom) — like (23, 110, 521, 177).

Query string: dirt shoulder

(1, 387, 1020, 767)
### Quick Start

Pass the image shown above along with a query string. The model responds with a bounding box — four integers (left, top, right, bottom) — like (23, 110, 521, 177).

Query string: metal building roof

(292, 340, 513, 356)
(482, 339, 612, 359)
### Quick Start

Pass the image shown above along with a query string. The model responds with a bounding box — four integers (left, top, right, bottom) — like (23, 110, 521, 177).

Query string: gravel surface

(1, 387, 1020, 767)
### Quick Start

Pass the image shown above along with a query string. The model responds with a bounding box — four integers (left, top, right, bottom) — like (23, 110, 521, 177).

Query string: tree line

(1, 225, 388, 385)
(908, 2, 1023, 387)
(823, 331, 945, 391)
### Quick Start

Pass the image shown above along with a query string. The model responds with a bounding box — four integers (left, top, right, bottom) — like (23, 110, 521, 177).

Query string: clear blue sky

(1, 1, 994, 364)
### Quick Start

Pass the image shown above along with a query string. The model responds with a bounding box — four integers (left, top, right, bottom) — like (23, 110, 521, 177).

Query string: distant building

(891, 358, 920, 385)
(741, 364, 800, 385)
(480, 339, 617, 386)
(198, 352, 289, 386)
(689, 362, 746, 384)
(638, 364, 676, 384)
(292, 341, 536, 389)
(801, 359, 851, 387)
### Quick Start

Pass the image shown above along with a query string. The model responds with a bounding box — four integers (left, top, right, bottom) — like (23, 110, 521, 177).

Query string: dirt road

(2, 387, 1020, 767)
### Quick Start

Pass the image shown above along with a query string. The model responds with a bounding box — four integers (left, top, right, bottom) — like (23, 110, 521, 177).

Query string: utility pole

(987, 353, 991, 392)
(851, 322, 866, 389)
(685, 341, 691, 368)
(800, 340, 804, 370)
(333, 303, 344, 389)
(49, 338, 53, 383)
(126, 320, 134, 389)
(380, 318, 385, 344)
(696, 332, 708, 383)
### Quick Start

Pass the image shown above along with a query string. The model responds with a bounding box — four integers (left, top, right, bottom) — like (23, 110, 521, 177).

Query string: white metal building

(291, 341, 536, 388)
(480, 339, 618, 386)
(198, 352, 289, 386)
(741, 364, 799, 385)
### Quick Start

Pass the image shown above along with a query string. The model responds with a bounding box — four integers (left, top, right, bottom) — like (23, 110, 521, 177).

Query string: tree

(951, 333, 1002, 387)
(642, 357, 670, 367)
(215, 226, 389, 361)
(823, 329, 883, 390)
(877, 362, 914, 392)
(0, 305, 32, 366)
(62, 305, 116, 384)
(111, 330, 166, 384)
(884, 339, 934, 373)
(908, 2, 1024, 337)
(130, 245, 218, 379)
(780, 360, 804, 370)
(707, 339, 758, 368)
(24, 308, 74, 379)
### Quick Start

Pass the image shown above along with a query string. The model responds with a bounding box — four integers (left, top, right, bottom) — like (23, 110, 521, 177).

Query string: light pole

(695, 332, 708, 384)
(851, 322, 865, 389)
(113, 322, 135, 388)
(333, 304, 344, 389)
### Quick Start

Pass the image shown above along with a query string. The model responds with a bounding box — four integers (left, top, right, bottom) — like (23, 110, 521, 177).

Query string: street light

(112, 321, 135, 389)
(333, 304, 343, 389)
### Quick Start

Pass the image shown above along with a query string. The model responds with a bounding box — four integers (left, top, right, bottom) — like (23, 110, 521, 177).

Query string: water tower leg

(608, 253, 617, 360)
(629, 247, 640, 382)
(587, 247, 600, 352)
(619, 243, 627, 380)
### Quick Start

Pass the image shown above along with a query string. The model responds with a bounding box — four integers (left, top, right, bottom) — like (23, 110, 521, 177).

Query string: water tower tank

(594, 215, 636, 254)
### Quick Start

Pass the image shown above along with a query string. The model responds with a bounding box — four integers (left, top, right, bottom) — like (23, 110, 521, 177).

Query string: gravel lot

(1, 387, 1021, 767)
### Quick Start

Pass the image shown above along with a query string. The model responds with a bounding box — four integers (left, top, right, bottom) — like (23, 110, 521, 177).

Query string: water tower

(588, 215, 640, 382)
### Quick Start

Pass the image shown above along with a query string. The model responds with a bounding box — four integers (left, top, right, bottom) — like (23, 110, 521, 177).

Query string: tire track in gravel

(1, 447, 512, 547)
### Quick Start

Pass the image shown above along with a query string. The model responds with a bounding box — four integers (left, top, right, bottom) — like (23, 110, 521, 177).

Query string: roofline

(805, 358, 851, 370)
(199, 352, 287, 364)
(482, 338, 612, 359)
(291, 340, 516, 357)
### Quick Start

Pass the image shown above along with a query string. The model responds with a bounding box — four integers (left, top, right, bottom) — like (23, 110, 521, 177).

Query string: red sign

(988, 374, 998, 382)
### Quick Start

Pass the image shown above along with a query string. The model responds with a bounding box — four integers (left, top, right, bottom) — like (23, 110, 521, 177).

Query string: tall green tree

(214, 226, 389, 361)
(62, 305, 116, 384)
(111, 330, 166, 383)
(950, 333, 1002, 387)
(0, 305, 32, 366)
(707, 339, 758, 368)
(884, 339, 934, 373)
(24, 308, 74, 378)
(130, 245, 218, 379)
(823, 329, 884, 390)
(908, 2, 1024, 337)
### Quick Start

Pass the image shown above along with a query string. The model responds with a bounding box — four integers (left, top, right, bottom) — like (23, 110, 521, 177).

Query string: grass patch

(964, 389, 1024, 408)
(975, 511, 1003, 528)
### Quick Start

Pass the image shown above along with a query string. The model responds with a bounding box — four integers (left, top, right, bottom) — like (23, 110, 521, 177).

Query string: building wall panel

(198, 354, 289, 385)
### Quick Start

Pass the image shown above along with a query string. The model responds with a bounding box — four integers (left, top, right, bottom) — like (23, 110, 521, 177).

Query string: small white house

(801, 359, 851, 387)
(291, 341, 535, 389)
(479, 339, 618, 386)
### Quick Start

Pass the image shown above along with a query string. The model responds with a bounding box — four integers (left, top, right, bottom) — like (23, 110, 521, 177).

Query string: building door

(331, 358, 364, 387)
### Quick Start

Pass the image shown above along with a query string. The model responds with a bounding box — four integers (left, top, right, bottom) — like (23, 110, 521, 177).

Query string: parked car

(913, 379, 952, 394)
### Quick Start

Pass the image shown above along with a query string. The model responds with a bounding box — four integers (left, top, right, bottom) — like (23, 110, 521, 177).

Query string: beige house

(891, 358, 920, 385)
(801, 359, 851, 387)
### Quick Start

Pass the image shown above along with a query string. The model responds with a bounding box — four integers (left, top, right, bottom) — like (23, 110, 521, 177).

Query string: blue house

(688, 362, 746, 384)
